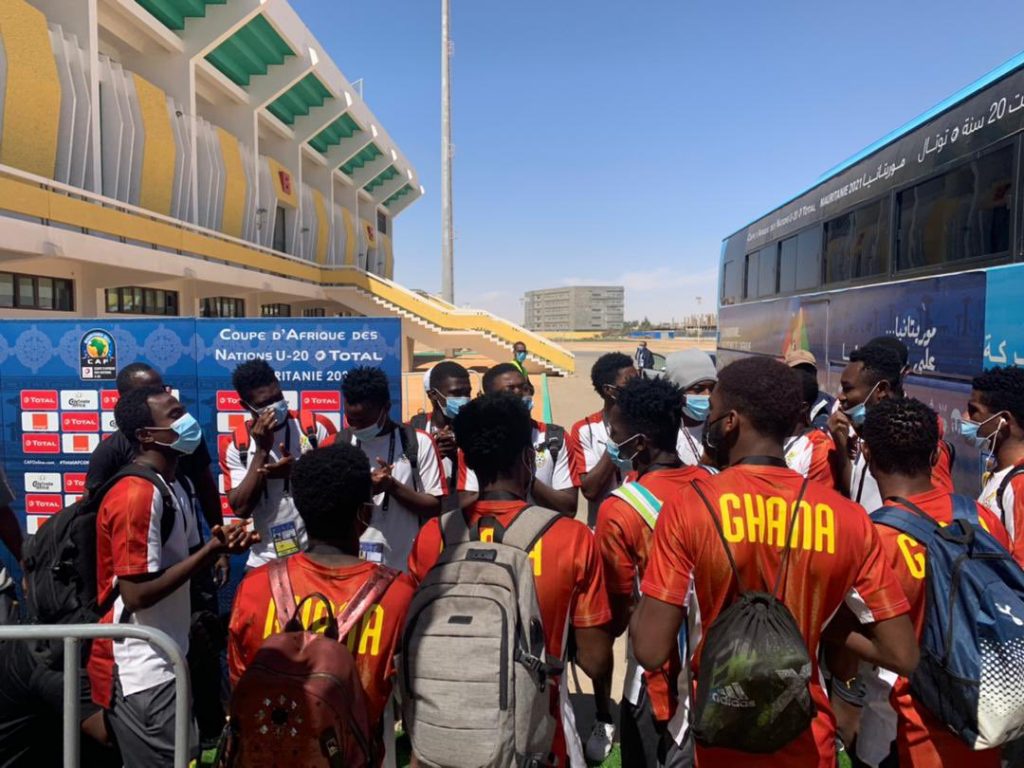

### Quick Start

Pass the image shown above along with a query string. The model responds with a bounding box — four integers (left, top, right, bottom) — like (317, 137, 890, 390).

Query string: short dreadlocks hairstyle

(231, 359, 279, 403)
(861, 397, 938, 477)
(591, 353, 635, 396)
(716, 357, 803, 442)
(453, 392, 533, 486)
(341, 366, 390, 408)
(850, 344, 904, 395)
(972, 366, 1024, 426)
(617, 376, 684, 452)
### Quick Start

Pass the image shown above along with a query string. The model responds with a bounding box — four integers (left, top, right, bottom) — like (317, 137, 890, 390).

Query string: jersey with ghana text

(640, 463, 911, 768)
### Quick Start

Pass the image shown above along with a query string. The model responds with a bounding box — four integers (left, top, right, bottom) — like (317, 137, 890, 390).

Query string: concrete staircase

(326, 277, 574, 376)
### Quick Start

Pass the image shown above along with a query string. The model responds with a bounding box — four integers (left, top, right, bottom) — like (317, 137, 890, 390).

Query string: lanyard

(281, 422, 293, 495)
(682, 427, 701, 461)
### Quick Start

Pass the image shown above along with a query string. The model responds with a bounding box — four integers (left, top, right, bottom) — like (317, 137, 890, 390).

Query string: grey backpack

(400, 506, 563, 768)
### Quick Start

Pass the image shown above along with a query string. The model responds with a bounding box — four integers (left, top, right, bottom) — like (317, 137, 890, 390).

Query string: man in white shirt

(220, 360, 333, 568)
(330, 366, 445, 570)
(570, 352, 639, 528)
(967, 365, 1024, 567)
(409, 361, 473, 512)
(828, 344, 904, 511)
(459, 363, 579, 516)
(90, 386, 254, 766)
(662, 349, 717, 466)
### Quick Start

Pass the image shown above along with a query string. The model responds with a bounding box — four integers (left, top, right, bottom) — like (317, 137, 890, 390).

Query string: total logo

(61, 413, 101, 432)
(60, 390, 99, 411)
(301, 391, 341, 411)
(20, 390, 58, 410)
(23, 434, 60, 454)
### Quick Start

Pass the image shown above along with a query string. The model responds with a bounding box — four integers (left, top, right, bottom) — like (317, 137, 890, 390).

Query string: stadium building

(0, 0, 573, 375)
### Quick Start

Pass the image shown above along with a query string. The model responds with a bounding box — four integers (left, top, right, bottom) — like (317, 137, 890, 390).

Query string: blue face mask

(843, 382, 880, 428)
(522, 395, 534, 414)
(154, 413, 203, 455)
(958, 413, 1004, 449)
(684, 395, 711, 422)
(442, 396, 470, 420)
(351, 410, 386, 442)
(249, 398, 289, 428)
(515, 351, 527, 363)
(606, 434, 641, 474)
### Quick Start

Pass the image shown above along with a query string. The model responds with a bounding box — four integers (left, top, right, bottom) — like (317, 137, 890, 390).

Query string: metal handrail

(0, 624, 191, 768)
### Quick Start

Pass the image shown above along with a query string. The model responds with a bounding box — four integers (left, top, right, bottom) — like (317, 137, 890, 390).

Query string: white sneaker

(583, 719, 615, 763)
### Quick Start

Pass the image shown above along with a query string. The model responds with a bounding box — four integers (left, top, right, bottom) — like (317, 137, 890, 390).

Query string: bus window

(744, 251, 759, 299)
(896, 144, 1012, 271)
(721, 259, 741, 305)
(757, 245, 777, 297)
(823, 199, 889, 284)
(779, 236, 798, 292)
(796, 228, 821, 289)
(778, 228, 821, 292)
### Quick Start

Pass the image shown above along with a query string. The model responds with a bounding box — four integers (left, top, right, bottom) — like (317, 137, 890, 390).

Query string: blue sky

(293, 0, 1024, 323)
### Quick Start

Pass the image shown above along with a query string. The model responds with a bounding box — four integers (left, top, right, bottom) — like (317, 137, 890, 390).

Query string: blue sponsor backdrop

(0, 317, 401, 592)
(718, 269, 989, 494)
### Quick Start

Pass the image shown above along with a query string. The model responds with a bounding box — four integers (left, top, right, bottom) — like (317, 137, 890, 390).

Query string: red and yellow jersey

(874, 489, 1007, 768)
(596, 465, 708, 723)
(407, 500, 611, 764)
(641, 463, 911, 768)
(228, 556, 416, 736)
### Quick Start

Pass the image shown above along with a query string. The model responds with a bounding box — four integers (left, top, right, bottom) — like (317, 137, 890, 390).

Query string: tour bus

(717, 51, 1024, 494)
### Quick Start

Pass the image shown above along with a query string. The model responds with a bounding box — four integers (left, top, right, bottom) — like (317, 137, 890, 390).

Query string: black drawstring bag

(690, 476, 815, 753)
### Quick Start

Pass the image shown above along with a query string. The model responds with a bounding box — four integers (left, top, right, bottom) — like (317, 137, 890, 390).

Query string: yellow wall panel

(132, 74, 174, 215)
(266, 156, 298, 208)
(217, 127, 246, 238)
(342, 207, 356, 265)
(312, 189, 329, 265)
(0, 0, 61, 178)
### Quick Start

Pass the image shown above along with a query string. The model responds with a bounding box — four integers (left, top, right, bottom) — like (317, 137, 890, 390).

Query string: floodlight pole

(441, 0, 455, 304)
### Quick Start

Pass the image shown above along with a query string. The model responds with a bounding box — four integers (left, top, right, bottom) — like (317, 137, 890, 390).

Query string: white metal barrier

(0, 623, 191, 768)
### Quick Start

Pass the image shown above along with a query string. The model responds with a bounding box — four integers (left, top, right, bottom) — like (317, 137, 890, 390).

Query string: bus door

(799, 299, 833, 396)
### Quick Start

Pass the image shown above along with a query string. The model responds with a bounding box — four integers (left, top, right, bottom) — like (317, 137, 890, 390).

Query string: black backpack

(541, 423, 565, 466)
(690, 476, 814, 753)
(21, 464, 175, 664)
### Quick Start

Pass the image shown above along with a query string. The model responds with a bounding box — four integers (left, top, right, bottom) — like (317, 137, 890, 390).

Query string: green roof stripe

(135, 0, 226, 31)
(363, 165, 400, 193)
(266, 73, 333, 126)
(339, 143, 383, 176)
(384, 184, 414, 208)
(309, 113, 361, 154)
(205, 15, 294, 87)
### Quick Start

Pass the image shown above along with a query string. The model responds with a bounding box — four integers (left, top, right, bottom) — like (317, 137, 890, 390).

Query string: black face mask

(702, 413, 730, 468)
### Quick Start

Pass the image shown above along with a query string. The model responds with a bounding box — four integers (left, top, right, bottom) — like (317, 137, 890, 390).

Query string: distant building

(523, 286, 624, 332)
